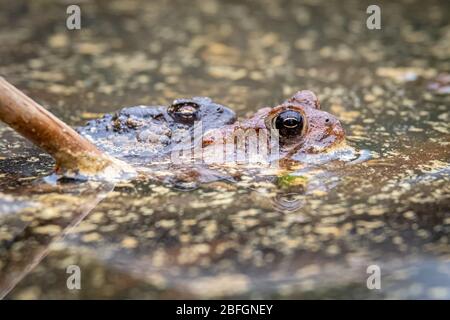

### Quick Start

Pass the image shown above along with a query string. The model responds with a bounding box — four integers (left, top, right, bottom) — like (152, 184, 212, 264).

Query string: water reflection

(272, 192, 305, 212)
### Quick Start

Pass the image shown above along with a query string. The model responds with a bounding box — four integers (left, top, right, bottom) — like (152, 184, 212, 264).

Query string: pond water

(0, 0, 449, 299)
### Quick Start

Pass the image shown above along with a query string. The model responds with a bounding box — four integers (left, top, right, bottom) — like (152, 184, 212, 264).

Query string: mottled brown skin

(78, 97, 236, 165)
(202, 91, 346, 162)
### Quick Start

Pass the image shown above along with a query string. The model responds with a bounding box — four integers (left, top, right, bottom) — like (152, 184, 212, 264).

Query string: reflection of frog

(77, 97, 236, 164)
(201, 91, 347, 165)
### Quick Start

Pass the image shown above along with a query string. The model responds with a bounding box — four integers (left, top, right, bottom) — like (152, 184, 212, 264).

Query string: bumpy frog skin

(202, 90, 346, 165)
(78, 97, 236, 164)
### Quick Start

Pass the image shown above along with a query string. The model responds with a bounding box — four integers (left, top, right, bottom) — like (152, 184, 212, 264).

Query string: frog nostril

(325, 118, 329, 123)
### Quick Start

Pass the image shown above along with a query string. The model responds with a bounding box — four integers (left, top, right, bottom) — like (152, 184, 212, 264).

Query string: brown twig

(0, 77, 132, 177)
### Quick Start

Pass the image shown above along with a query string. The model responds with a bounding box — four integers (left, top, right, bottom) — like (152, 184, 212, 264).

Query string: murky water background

(0, 0, 449, 299)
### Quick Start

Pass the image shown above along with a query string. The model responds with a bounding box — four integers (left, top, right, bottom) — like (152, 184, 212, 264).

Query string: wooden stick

(0, 77, 131, 177)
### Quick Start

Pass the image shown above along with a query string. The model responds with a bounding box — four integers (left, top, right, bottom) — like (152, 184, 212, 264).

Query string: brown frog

(200, 90, 347, 166)
(159, 90, 354, 192)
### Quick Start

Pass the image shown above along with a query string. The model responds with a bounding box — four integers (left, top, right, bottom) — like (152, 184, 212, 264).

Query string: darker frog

(78, 97, 236, 165)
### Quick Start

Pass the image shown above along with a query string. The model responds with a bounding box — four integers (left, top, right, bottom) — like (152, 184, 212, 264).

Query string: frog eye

(168, 101, 200, 123)
(273, 110, 304, 137)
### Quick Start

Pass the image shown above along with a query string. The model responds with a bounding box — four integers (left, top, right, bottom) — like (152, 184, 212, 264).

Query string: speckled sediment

(0, 0, 449, 299)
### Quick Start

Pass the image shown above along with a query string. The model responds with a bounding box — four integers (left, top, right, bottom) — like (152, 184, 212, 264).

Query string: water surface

(0, 0, 449, 299)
